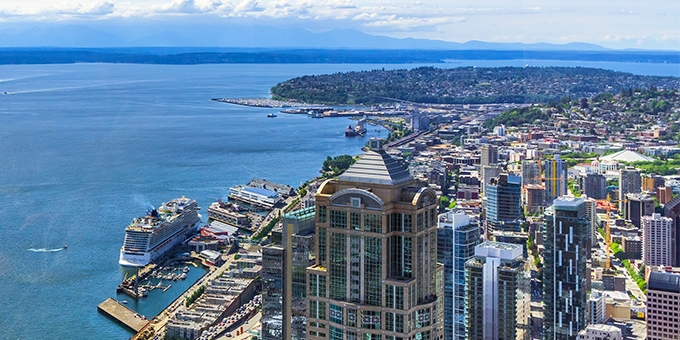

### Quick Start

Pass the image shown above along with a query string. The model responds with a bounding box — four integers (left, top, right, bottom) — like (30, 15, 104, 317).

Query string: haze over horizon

(0, 0, 678, 50)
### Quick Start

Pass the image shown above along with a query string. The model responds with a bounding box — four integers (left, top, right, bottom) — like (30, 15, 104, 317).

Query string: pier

(97, 298, 149, 333)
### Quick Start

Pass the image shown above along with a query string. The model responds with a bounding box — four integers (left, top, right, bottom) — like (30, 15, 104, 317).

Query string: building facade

(486, 174, 522, 234)
(437, 210, 481, 340)
(543, 197, 591, 340)
(619, 166, 641, 212)
(647, 271, 680, 340)
(480, 144, 498, 166)
(625, 193, 655, 228)
(642, 213, 673, 267)
(579, 173, 606, 200)
(664, 195, 680, 267)
(261, 207, 316, 340)
(465, 241, 530, 340)
(307, 140, 444, 340)
(521, 160, 542, 186)
(543, 155, 568, 204)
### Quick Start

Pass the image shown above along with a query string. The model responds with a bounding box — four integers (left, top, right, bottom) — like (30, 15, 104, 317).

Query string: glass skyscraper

(542, 197, 590, 340)
(437, 210, 481, 340)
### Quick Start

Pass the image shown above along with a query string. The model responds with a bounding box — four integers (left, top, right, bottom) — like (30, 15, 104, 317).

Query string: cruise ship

(119, 197, 201, 267)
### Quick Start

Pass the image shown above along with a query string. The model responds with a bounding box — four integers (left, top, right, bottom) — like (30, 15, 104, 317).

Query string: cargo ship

(119, 197, 201, 267)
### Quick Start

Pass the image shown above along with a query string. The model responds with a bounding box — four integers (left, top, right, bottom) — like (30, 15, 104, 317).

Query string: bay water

(0, 60, 677, 339)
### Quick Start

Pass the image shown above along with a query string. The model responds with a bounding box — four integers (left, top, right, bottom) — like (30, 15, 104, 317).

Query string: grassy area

(622, 259, 647, 293)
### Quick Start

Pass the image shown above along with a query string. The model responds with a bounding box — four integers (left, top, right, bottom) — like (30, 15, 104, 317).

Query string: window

(331, 210, 347, 229)
(319, 205, 327, 223)
(364, 214, 382, 233)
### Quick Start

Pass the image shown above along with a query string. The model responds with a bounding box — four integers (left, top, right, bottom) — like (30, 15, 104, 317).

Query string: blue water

(0, 61, 677, 339)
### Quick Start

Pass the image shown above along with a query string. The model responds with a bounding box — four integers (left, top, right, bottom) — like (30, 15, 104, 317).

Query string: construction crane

(595, 193, 628, 269)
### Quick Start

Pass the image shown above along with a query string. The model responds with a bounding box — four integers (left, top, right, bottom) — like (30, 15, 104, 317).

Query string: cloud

(234, 0, 264, 12)
(155, 0, 227, 14)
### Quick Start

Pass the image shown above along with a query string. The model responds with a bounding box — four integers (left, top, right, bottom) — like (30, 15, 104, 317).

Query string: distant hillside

(0, 48, 678, 65)
(270, 66, 680, 105)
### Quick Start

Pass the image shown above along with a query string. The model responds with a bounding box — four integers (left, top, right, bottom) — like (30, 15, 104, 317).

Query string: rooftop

(338, 149, 413, 186)
(648, 271, 680, 293)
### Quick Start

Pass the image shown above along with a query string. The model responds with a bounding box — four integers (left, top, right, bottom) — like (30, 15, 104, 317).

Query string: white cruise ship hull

(119, 219, 200, 267)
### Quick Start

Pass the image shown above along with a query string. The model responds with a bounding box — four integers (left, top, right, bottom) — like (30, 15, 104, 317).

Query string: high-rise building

(437, 210, 481, 340)
(583, 197, 598, 247)
(306, 139, 444, 340)
(524, 184, 546, 215)
(647, 271, 680, 340)
(657, 186, 674, 205)
(619, 166, 641, 212)
(262, 244, 285, 339)
(480, 144, 498, 166)
(642, 213, 673, 267)
(579, 173, 606, 200)
(486, 173, 522, 234)
(543, 155, 568, 204)
(543, 197, 590, 340)
(262, 207, 316, 340)
(465, 241, 530, 340)
(522, 160, 542, 186)
(625, 193, 655, 228)
(664, 195, 680, 266)
(588, 290, 605, 325)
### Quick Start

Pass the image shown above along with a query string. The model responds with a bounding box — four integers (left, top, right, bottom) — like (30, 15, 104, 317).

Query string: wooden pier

(97, 298, 149, 333)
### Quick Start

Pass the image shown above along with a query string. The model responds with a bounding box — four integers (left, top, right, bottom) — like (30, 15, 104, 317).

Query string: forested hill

(270, 66, 680, 105)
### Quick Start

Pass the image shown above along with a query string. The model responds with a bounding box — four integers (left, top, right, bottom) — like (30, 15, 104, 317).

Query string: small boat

(63, 245, 68, 249)
(267, 113, 277, 118)
(120, 300, 128, 304)
(183, 266, 190, 273)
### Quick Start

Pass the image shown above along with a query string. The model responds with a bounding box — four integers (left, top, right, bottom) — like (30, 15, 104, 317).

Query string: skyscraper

(625, 193, 655, 228)
(663, 195, 680, 266)
(543, 155, 568, 204)
(543, 197, 590, 340)
(642, 213, 673, 267)
(522, 160, 542, 186)
(262, 207, 316, 340)
(647, 271, 680, 340)
(579, 172, 606, 200)
(437, 210, 481, 340)
(480, 144, 498, 166)
(465, 241, 530, 340)
(486, 173, 522, 234)
(306, 139, 444, 340)
(619, 166, 641, 212)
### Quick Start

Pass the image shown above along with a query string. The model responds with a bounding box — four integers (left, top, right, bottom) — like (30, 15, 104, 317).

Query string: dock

(98, 298, 149, 333)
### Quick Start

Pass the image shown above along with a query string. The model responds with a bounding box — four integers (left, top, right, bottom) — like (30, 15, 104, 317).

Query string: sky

(0, 0, 678, 50)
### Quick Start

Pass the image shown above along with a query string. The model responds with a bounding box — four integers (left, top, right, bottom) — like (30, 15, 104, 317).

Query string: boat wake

(27, 247, 65, 253)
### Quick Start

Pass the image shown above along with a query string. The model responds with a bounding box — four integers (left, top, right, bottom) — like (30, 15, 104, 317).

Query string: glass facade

(437, 211, 480, 340)
(543, 198, 590, 340)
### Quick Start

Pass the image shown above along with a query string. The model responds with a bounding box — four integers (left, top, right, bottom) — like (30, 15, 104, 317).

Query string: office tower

(481, 165, 501, 195)
(437, 210, 481, 340)
(642, 213, 673, 267)
(664, 196, 680, 266)
(465, 241, 530, 340)
(543, 155, 568, 204)
(307, 139, 444, 340)
(583, 197, 598, 247)
(619, 166, 641, 212)
(262, 207, 316, 340)
(486, 173, 522, 234)
(577, 324, 622, 340)
(625, 193, 655, 228)
(579, 173, 606, 200)
(543, 197, 590, 340)
(262, 244, 285, 339)
(480, 144, 498, 166)
(647, 271, 680, 340)
(522, 160, 542, 186)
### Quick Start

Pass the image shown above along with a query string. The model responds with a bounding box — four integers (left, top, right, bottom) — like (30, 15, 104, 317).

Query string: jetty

(98, 298, 149, 333)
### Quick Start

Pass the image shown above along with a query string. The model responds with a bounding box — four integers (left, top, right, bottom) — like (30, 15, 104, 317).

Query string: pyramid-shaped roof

(600, 150, 654, 162)
(338, 149, 413, 186)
